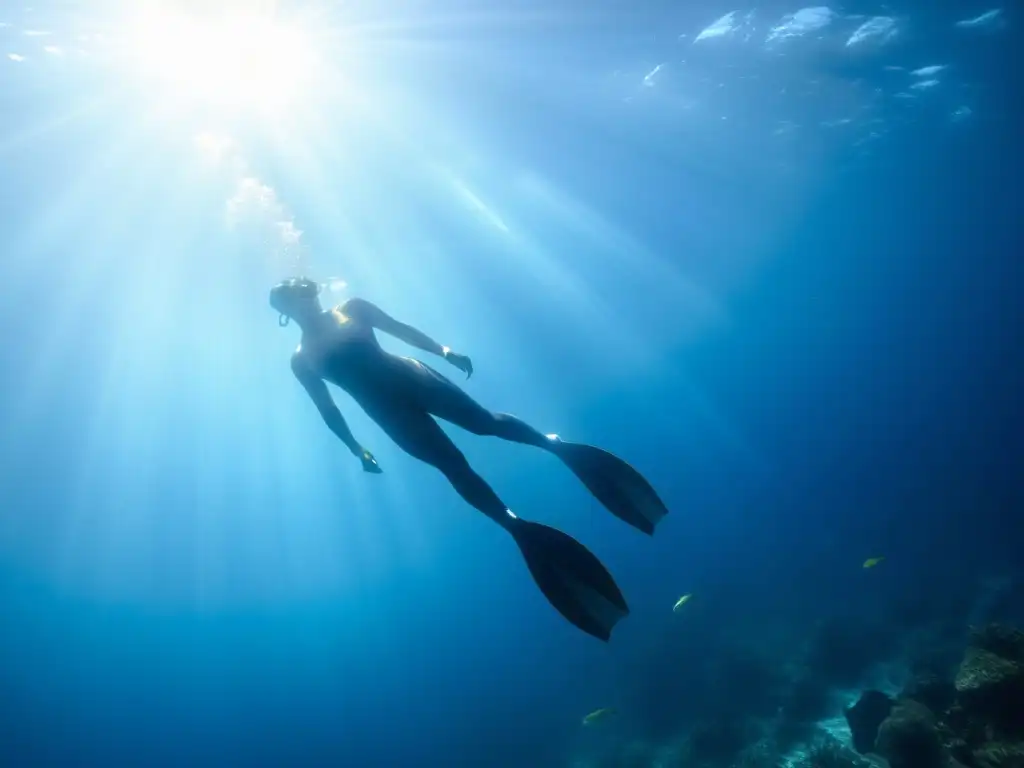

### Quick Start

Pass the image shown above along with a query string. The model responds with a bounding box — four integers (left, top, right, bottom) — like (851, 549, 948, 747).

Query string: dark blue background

(0, 1, 1020, 766)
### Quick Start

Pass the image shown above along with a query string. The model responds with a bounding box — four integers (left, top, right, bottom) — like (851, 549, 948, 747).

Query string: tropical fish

(863, 557, 885, 569)
(582, 707, 617, 726)
(672, 594, 693, 612)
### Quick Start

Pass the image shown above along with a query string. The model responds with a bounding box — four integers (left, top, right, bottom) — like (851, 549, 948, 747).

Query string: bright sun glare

(124, 8, 318, 112)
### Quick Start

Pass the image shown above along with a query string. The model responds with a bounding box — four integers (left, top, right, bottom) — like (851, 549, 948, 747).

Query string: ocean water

(0, 1, 1021, 766)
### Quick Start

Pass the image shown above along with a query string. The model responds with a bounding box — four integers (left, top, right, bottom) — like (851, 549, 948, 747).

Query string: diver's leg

(404, 359, 553, 449)
(433, 376, 670, 535)
(366, 402, 629, 641)
(365, 403, 516, 528)
(444, 404, 553, 450)
(399, 357, 670, 536)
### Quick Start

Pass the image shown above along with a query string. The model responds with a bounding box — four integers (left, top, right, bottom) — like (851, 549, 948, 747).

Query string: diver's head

(269, 277, 323, 327)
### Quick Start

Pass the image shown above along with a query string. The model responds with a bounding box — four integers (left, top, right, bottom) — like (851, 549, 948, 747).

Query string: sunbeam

(116, 6, 322, 116)
(0, 0, 1013, 763)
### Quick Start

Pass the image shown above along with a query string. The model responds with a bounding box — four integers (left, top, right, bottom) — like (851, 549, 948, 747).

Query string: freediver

(270, 277, 669, 641)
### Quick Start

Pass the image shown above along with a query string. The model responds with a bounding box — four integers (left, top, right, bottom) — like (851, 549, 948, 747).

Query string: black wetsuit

(290, 297, 669, 641)
(301, 299, 552, 529)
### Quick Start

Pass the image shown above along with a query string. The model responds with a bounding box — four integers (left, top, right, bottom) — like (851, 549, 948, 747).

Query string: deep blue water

(0, 2, 1021, 766)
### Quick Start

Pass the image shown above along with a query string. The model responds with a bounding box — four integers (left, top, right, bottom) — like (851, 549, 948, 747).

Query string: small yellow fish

(582, 707, 617, 726)
(672, 594, 693, 612)
(863, 557, 885, 569)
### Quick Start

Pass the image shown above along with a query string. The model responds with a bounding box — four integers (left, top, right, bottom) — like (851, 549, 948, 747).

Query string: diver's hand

(359, 448, 383, 474)
(443, 347, 473, 379)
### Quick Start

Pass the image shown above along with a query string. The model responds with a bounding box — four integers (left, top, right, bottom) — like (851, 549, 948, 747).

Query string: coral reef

(572, 621, 1023, 768)
(801, 736, 873, 768)
(971, 742, 1024, 768)
(954, 625, 1024, 738)
(902, 671, 956, 716)
(843, 623, 1024, 768)
(845, 690, 894, 754)
(967, 624, 1024, 662)
(875, 699, 943, 768)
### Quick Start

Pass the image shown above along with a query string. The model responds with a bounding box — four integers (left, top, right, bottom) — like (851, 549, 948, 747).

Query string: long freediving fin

(511, 519, 629, 641)
(548, 437, 668, 535)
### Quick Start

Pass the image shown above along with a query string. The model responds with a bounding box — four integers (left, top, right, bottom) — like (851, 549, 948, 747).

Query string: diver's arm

(291, 354, 381, 472)
(343, 298, 474, 377)
(291, 355, 361, 453)
(344, 298, 446, 356)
